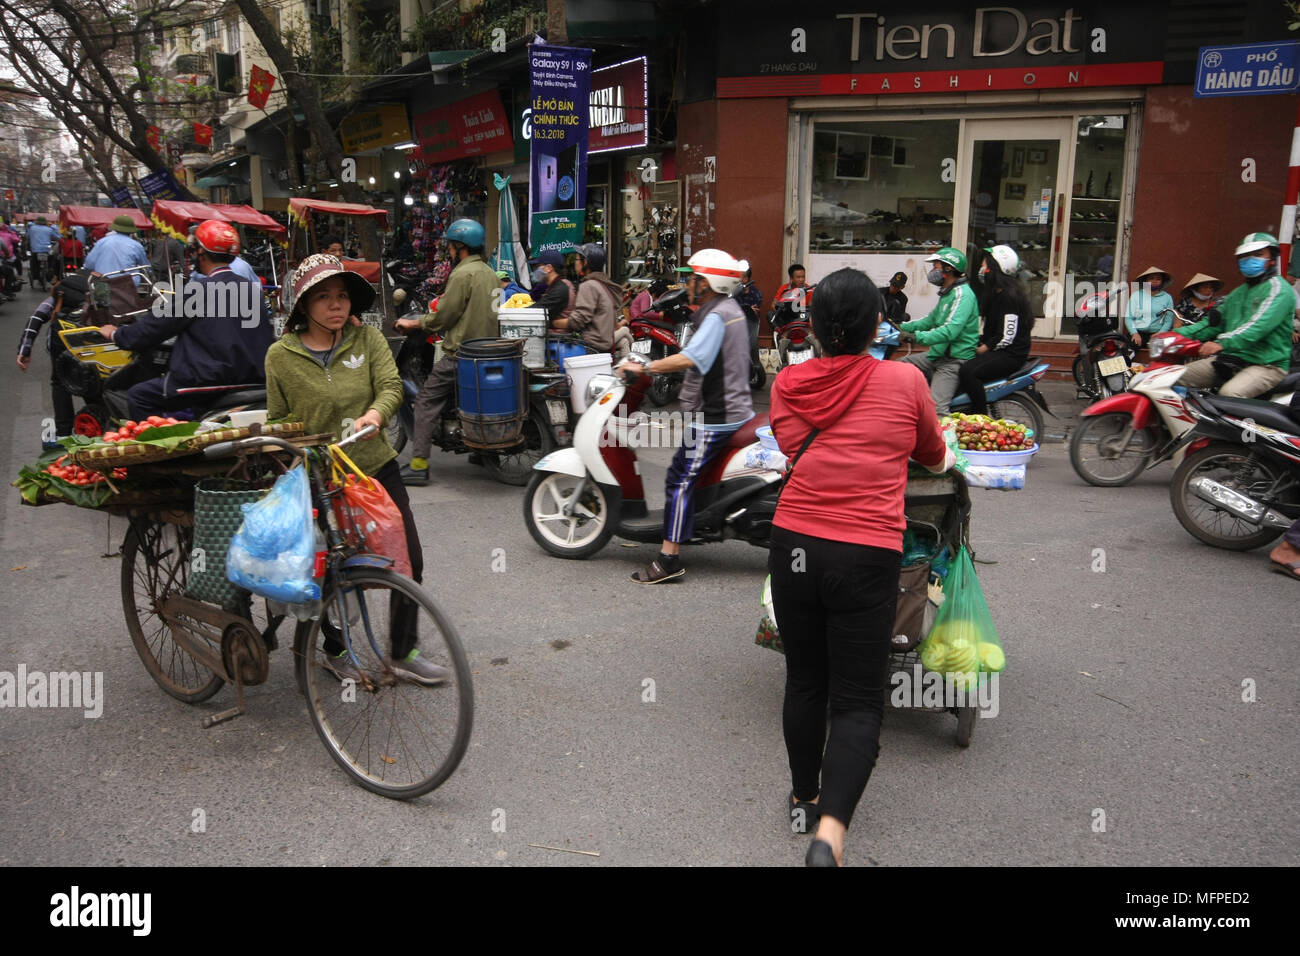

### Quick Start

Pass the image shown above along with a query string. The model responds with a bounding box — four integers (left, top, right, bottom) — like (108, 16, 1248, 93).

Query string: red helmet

(194, 220, 241, 256)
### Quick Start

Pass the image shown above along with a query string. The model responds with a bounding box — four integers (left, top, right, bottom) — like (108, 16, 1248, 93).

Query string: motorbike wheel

(482, 407, 556, 487)
(749, 360, 766, 391)
(988, 393, 1045, 448)
(649, 372, 683, 407)
(73, 404, 110, 438)
(523, 470, 614, 558)
(1072, 354, 1098, 397)
(1169, 443, 1291, 551)
(1069, 413, 1159, 487)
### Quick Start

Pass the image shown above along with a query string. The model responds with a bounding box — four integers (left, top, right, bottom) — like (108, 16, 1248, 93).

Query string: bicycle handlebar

(202, 424, 377, 460)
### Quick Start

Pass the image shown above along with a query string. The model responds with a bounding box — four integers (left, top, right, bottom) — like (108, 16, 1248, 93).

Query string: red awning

(288, 198, 389, 227)
(208, 203, 286, 236)
(58, 205, 153, 229)
(342, 261, 381, 283)
(14, 212, 59, 223)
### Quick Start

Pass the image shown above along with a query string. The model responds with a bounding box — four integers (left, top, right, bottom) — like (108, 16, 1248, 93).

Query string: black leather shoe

(789, 791, 821, 835)
(805, 839, 838, 867)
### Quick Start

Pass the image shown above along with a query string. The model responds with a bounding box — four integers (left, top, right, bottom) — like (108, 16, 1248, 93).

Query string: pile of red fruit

(102, 416, 183, 443)
(45, 455, 127, 486)
(943, 414, 1033, 452)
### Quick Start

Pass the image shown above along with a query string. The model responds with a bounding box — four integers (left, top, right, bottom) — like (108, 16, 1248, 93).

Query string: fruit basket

(961, 443, 1040, 467)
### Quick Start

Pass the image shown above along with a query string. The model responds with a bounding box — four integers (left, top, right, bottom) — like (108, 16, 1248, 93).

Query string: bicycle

(119, 425, 473, 799)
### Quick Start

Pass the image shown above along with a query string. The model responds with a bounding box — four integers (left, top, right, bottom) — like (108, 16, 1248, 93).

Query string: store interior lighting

(390, 141, 417, 150)
(428, 193, 438, 205)
(368, 176, 376, 184)
(393, 170, 401, 179)
(403, 195, 414, 206)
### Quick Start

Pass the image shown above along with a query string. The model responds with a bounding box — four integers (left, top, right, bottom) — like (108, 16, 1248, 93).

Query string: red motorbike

(771, 285, 820, 368)
(628, 286, 694, 406)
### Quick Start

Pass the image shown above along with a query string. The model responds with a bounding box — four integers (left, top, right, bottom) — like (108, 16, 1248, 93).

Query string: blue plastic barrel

(457, 338, 526, 449)
(546, 338, 587, 369)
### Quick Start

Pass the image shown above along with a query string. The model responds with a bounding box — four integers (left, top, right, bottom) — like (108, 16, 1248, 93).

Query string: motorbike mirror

(650, 287, 688, 312)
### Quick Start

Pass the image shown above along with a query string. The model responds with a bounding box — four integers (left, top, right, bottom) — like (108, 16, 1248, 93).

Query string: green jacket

(419, 253, 500, 355)
(900, 280, 980, 361)
(264, 324, 402, 477)
(1180, 274, 1296, 369)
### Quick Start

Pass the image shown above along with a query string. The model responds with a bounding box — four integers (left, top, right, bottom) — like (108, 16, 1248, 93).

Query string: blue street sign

(1195, 41, 1300, 97)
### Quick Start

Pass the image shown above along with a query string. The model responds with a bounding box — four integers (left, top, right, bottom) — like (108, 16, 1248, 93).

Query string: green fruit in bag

(945, 636, 978, 674)
(979, 642, 1005, 672)
(920, 640, 947, 672)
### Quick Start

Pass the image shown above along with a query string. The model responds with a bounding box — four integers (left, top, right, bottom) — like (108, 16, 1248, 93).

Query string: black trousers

(768, 526, 901, 829)
(48, 361, 75, 436)
(956, 349, 1025, 415)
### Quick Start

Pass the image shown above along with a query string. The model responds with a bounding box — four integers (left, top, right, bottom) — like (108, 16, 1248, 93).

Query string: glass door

(954, 119, 1075, 336)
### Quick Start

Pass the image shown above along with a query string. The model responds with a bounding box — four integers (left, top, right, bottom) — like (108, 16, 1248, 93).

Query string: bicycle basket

(186, 478, 268, 611)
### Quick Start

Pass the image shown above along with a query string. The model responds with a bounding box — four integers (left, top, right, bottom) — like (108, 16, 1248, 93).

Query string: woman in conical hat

(1174, 272, 1224, 326)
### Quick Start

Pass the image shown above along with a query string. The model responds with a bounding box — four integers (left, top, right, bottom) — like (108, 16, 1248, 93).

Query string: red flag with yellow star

(248, 65, 275, 110)
(146, 125, 161, 150)
(193, 123, 212, 146)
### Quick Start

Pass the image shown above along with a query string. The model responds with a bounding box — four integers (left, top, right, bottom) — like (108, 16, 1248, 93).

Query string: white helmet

(1235, 231, 1280, 257)
(686, 248, 749, 294)
(983, 244, 1019, 275)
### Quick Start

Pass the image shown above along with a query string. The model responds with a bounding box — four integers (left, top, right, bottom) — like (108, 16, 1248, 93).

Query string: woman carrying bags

(956, 245, 1034, 417)
(768, 267, 953, 867)
(264, 254, 447, 685)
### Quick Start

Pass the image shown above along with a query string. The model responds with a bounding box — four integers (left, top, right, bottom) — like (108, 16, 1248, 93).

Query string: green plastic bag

(917, 547, 1003, 689)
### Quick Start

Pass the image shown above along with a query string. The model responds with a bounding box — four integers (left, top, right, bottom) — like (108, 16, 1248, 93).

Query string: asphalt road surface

(1, 282, 1295, 867)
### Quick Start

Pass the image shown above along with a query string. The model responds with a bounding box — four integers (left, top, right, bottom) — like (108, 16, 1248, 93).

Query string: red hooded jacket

(769, 354, 946, 551)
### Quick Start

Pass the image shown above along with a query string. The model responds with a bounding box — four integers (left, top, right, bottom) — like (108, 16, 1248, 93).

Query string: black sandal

(630, 559, 685, 585)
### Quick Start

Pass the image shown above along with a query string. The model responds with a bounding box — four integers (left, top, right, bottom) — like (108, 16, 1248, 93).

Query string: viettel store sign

(716, 1, 1164, 97)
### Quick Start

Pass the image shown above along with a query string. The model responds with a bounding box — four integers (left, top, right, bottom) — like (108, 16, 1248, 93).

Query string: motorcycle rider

(15, 270, 84, 447)
(621, 249, 755, 584)
(393, 218, 499, 486)
(25, 217, 58, 291)
(1177, 233, 1297, 399)
(956, 245, 1033, 416)
(96, 220, 272, 419)
(551, 243, 619, 354)
(530, 250, 577, 322)
(0, 225, 18, 301)
(1123, 266, 1175, 349)
(772, 262, 810, 312)
(897, 246, 980, 416)
(1175, 273, 1224, 327)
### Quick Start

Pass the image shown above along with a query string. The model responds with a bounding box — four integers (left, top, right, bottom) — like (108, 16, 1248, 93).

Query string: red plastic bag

(329, 447, 412, 578)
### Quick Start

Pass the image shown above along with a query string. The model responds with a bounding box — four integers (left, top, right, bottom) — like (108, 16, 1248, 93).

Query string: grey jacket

(568, 271, 622, 352)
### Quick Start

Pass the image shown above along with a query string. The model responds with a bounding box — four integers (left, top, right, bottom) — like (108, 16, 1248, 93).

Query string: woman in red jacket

(768, 267, 952, 867)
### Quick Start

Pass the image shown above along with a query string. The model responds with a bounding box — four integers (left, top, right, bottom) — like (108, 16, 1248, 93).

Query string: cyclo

(105, 424, 472, 799)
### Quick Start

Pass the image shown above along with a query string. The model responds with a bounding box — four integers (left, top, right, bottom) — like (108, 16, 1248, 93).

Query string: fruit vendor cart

(757, 464, 992, 747)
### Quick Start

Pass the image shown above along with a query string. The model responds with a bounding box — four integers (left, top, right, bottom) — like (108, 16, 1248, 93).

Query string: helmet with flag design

(194, 219, 241, 256)
(982, 244, 1019, 275)
(686, 248, 749, 295)
(1234, 232, 1280, 257)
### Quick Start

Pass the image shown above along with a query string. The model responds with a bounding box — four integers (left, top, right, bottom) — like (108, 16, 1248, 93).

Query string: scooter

(1071, 288, 1136, 399)
(386, 327, 564, 487)
(522, 354, 783, 559)
(1070, 330, 1300, 487)
(771, 286, 820, 368)
(1166, 388, 1300, 551)
(872, 320, 1053, 438)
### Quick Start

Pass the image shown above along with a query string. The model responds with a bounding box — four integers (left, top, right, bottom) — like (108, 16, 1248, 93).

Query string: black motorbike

(386, 329, 566, 486)
(1167, 389, 1300, 551)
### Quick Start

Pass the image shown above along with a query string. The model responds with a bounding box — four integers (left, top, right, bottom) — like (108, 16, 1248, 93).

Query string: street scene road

(2, 281, 1295, 868)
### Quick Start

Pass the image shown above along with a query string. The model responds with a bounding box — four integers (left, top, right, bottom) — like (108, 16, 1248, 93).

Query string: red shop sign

(588, 56, 649, 154)
(412, 90, 514, 164)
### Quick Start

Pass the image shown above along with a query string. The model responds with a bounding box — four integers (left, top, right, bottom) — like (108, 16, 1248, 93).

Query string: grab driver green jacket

(899, 281, 980, 361)
(265, 324, 403, 477)
(1179, 273, 1297, 369)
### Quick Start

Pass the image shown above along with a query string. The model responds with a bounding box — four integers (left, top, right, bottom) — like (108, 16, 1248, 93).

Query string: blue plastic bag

(226, 466, 321, 604)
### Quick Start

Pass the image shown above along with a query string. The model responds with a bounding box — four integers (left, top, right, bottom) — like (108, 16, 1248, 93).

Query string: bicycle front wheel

(295, 567, 473, 799)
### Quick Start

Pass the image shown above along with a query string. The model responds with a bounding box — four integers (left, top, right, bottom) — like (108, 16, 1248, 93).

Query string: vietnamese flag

(146, 125, 161, 150)
(194, 123, 212, 146)
(248, 65, 275, 110)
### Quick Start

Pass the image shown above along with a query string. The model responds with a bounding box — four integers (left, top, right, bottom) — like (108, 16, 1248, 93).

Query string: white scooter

(1070, 329, 1299, 486)
(522, 355, 785, 558)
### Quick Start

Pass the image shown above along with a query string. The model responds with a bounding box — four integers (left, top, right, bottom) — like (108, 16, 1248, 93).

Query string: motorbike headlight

(584, 373, 620, 407)
(1148, 336, 1168, 359)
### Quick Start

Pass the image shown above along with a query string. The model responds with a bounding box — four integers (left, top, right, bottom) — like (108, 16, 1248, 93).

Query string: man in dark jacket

(879, 271, 909, 323)
(97, 221, 271, 419)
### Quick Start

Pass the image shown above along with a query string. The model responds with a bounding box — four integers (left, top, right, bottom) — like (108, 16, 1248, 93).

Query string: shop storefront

(694, 0, 1296, 339)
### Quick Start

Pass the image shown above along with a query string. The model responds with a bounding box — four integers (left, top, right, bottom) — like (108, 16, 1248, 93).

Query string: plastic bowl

(961, 443, 1039, 467)
(755, 425, 780, 452)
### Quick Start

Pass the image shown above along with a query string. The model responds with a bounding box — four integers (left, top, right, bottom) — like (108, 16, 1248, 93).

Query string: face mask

(530, 267, 545, 284)
(926, 268, 944, 286)
(1192, 290, 1213, 301)
(1238, 256, 1268, 278)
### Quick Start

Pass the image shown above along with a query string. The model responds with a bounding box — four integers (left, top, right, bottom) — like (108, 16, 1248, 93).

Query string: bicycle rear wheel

(295, 567, 473, 799)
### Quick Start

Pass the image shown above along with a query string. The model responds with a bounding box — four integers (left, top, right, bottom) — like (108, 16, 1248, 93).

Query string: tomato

(104, 432, 119, 442)
(147, 416, 164, 425)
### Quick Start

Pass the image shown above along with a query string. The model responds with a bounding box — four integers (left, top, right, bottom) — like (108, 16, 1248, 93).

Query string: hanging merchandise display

(408, 159, 488, 295)
(621, 180, 680, 286)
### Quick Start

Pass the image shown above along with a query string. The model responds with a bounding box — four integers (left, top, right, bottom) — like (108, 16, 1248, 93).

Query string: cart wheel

(956, 706, 976, 747)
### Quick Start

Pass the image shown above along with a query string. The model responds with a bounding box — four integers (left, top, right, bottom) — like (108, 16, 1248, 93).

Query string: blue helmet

(444, 218, 485, 250)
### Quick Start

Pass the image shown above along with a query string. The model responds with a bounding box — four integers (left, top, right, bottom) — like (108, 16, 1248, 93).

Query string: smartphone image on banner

(556, 144, 578, 208)
(537, 155, 558, 212)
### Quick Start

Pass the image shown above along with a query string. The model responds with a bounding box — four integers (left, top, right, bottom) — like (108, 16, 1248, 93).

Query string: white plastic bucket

(498, 308, 547, 369)
(565, 352, 613, 412)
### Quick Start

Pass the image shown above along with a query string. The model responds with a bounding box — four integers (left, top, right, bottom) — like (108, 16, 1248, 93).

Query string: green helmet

(927, 246, 967, 274)
(1235, 232, 1280, 256)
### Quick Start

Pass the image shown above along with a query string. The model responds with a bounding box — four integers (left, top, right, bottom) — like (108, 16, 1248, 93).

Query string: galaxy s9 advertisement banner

(528, 42, 592, 255)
